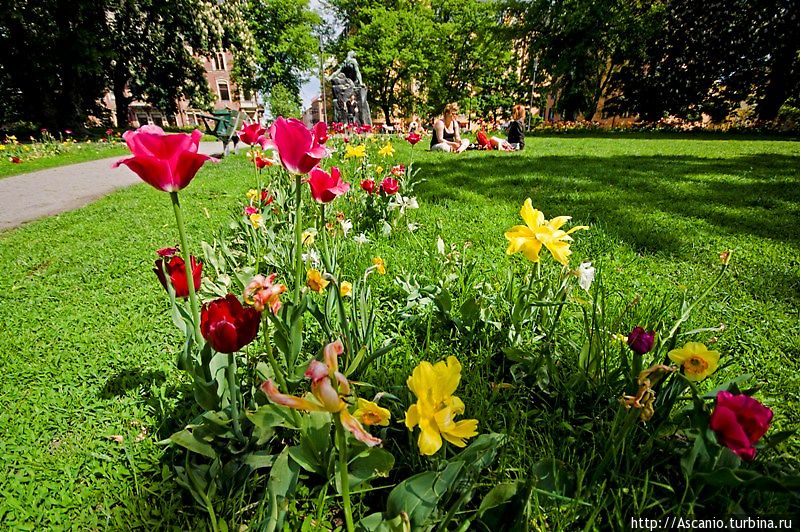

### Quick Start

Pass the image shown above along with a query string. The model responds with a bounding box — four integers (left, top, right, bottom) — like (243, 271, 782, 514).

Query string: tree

(340, 2, 435, 121)
(246, 0, 320, 117)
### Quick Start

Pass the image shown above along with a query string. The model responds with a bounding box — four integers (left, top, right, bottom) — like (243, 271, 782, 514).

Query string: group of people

(427, 103, 526, 154)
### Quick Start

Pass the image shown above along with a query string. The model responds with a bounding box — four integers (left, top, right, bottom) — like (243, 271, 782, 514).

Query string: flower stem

(293, 174, 304, 300)
(335, 415, 355, 532)
(170, 191, 202, 343)
(226, 352, 243, 441)
(262, 317, 302, 426)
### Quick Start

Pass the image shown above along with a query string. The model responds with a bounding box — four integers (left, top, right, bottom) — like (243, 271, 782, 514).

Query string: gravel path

(0, 141, 221, 231)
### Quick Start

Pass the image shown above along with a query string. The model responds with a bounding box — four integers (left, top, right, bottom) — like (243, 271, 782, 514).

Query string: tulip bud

(627, 326, 655, 355)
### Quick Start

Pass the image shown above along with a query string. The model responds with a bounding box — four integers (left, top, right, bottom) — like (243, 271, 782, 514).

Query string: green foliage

(267, 84, 303, 119)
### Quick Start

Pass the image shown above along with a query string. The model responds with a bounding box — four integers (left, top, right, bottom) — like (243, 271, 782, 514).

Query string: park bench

(198, 109, 247, 156)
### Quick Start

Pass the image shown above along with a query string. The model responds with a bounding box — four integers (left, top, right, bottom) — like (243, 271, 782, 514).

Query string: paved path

(0, 142, 220, 231)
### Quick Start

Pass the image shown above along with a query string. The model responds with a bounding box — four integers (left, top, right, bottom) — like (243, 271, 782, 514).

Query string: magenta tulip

(627, 326, 655, 355)
(381, 177, 399, 195)
(405, 132, 422, 145)
(313, 121, 329, 144)
(200, 294, 261, 353)
(308, 166, 350, 203)
(238, 122, 266, 146)
(113, 125, 216, 192)
(709, 391, 773, 461)
(261, 117, 327, 175)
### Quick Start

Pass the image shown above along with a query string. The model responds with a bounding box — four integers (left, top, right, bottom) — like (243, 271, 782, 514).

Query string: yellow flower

(353, 398, 391, 426)
(504, 198, 588, 266)
(249, 213, 263, 228)
(246, 189, 259, 202)
(668, 342, 720, 381)
(378, 142, 395, 157)
(372, 257, 386, 275)
(375, 165, 384, 175)
(345, 144, 366, 159)
(301, 228, 317, 246)
(307, 269, 329, 293)
(0, 145, 5, 151)
(339, 281, 353, 297)
(404, 356, 478, 455)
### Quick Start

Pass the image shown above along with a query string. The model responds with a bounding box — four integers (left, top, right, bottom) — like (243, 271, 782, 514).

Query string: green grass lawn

(0, 142, 129, 179)
(0, 134, 798, 528)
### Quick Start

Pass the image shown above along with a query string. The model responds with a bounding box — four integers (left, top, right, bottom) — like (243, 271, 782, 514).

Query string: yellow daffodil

(375, 165, 384, 175)
(345, 144, 366, 159)
(340, 281, 353, 297)
(668, 342, 720, 381)
(504, 198, 588, 266)
(249, 213, 263, 228)
(301, 228, 317, 246)
(0, 145, 5, 151)
(378, 142, 395, 157)
(404, 356, 478, 455)
(307, 269, 329, 293)
(372, 257, 386, 275)
(246, 189, 259, 202)
(353, 398, 391, 426)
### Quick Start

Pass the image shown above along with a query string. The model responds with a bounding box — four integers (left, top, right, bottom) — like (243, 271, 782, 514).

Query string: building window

(218, 80, 230, 101)
(212, 52, 226, 71)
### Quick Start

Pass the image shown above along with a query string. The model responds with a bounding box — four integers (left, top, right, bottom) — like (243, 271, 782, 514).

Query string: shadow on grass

(417, 153, 800, 254)
(100, 368, 167, 399)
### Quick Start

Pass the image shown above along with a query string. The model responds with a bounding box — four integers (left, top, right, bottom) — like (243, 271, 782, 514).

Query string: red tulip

(360, 179, 376, 194)
(381, 177, 399, 195)
(405, 132, 422, 145)
(261, 189, 274, 204)
(254, 155, 273, 169)
(113, 125, 216, 192)
(200, 294, 261, 353)
(238, 122, 266, 146)
(156, 246, 179, 257)
(709, 391, 773, 461)
(308, 166, 350, 203)
(153, 254, 202, 298)
(105, 128, 113, 136)
(261, 117, 327, 175)
(313, 121, 329, 144)
(10, 156, 21, 164)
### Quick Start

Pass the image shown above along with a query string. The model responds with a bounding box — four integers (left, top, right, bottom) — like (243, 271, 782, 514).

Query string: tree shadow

(417, 152, 800, 252)
(99, 368, 167, 399)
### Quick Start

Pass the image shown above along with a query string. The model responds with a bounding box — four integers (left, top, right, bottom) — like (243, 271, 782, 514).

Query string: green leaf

(386, 462, 464, 528)
(335, 446, 395, 492)
(263, 447, 300, 532)
(167, 429, 217, 459)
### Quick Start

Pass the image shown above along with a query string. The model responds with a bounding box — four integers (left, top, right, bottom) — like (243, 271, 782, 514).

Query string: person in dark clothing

(507, 105, 526, 150)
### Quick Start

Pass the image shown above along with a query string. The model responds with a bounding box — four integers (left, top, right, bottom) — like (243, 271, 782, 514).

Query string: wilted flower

(391, 164, 405, 177)
(668, 342, 720, 381)
(372, 257, 386, 275)
(627, 326, 655, 355)
(243, 273, 286, 315)
(504, 199, 588, 266)
(709, 391, 772, 461)
(261, 340, 381, 446)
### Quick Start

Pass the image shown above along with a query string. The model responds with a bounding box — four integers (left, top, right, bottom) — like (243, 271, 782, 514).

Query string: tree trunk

(113, 64, 132, 128)
(756, 44, 798, 121)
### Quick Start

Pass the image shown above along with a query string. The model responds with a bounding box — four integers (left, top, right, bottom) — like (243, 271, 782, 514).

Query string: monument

(327, 51, 372, 126)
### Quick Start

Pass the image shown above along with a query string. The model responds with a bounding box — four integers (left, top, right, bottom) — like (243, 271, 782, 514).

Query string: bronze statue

(327, 51, 372, 125)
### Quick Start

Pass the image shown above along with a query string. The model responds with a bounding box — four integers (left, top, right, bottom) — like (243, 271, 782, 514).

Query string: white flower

(340, 218, 353, 236)
(405, 196, 419, 209)
(353, 233, 369, 245)
(302, 249, 321, 267)
(407, 222, 419, 232)
(436, 236, 446, 255)
(578, 262, 595, 292)
(382, 221, 392, 236)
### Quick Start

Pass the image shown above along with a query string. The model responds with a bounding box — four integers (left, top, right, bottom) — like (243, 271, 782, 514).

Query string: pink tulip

(238, 122, 266, 146)
(709, 391, 773, 461)
(308, 166, 350, 203)
(261, 117, 327, 175)
(113, 125, 216, 192)
(313, 121, 329, 144)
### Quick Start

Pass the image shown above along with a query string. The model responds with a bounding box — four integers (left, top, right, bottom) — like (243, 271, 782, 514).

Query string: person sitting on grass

(476, 129, 514, 151)
(430, 103, 470, 153)
(507, 104, 526, 150)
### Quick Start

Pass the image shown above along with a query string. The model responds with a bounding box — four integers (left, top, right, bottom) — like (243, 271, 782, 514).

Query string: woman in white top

(430, 103, 470, 153)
